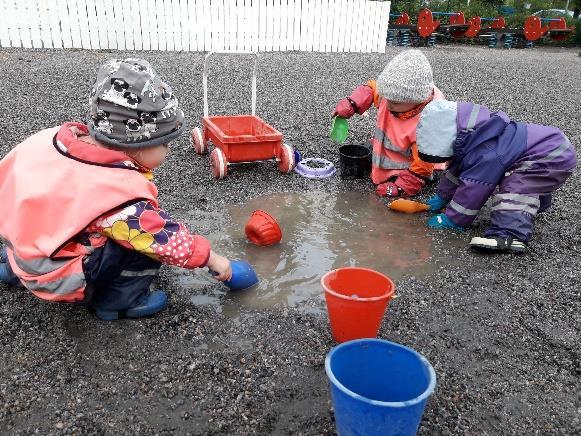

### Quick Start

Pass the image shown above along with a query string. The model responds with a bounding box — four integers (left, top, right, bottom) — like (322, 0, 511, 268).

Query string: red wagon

(191, 51, 296, 179)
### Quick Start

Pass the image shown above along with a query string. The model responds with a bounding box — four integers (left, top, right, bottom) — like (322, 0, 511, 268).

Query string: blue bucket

(325, 339, 436, 436)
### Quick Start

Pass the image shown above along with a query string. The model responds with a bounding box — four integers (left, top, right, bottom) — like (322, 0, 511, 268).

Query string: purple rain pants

(485, 138, 576, 243)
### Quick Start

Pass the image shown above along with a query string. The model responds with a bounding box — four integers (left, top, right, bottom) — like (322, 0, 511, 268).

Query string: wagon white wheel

(277, 143, 295, 174)
(192, 127, 207, 155)
(210, 148, 228, 179)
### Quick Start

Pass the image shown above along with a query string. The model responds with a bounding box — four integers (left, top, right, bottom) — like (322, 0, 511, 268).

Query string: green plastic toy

(330, 117, 349, 144)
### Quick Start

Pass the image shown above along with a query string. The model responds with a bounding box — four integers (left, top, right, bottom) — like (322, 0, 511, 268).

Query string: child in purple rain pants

(415, 100, 576, 254)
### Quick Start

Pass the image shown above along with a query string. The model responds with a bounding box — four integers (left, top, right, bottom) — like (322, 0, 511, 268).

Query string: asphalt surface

(0, 46, 580, 435)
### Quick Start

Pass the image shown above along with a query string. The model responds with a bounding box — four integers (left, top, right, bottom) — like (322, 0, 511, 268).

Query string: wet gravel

(0, 46, 580, 435)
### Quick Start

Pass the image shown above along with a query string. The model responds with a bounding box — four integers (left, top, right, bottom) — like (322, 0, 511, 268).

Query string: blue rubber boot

(0, 248, 20, 286)
(0, 263, 19, 285)
(94, 290, 168, 321)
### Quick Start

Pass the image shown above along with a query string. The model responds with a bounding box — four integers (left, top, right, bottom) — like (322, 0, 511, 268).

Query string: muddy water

(184, 191, 461, 315)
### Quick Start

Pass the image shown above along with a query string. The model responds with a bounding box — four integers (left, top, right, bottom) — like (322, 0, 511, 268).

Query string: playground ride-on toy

(450, 13, 506, 38)
(478, 16, 574, 48)
(525, 16, 574, 42)
(387, 9, 574, 48)
(388, 9, 470, 47)
(191, 51, 296, 179)
(473, 16, 573, 48)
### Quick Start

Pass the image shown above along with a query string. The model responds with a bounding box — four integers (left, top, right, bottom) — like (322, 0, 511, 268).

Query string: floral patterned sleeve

(88, 201, 211, 268)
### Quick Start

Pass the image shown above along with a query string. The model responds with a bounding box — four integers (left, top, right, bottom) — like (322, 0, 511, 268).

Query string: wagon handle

(203, 51, 259, 118)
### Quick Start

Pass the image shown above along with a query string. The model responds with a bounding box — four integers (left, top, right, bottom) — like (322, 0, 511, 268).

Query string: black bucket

(339, 145, 371, 179)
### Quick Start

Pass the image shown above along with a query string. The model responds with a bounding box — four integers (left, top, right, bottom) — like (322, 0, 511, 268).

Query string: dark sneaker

(94, 290, 168, 321)
(470, 236, 527, 254)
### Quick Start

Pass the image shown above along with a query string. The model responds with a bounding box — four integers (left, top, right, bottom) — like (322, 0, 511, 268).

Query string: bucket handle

(203, 51, 259, 118)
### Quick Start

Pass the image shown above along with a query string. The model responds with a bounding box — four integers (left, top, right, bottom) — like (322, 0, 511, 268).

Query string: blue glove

(427, 214, 464, 231)
(425, 194, 449, 212)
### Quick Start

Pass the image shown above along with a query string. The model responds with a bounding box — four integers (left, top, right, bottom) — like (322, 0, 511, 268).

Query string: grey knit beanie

(376, 50, 434, 103)
(88, 58, 185, 149)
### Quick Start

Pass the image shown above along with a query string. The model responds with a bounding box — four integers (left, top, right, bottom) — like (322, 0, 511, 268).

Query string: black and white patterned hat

(88, 58, 185, 148)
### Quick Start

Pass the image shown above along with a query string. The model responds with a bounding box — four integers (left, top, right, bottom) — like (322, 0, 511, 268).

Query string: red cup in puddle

(245, 210, 282, 246)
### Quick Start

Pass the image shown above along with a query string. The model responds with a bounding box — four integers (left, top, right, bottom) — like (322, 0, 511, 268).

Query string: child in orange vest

(0, 58, 232, 320)
(333, 49, 445, 197)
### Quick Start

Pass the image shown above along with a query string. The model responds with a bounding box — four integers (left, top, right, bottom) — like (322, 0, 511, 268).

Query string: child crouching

(417, 100, 576, 253)
(0, 58, 232, 319)
(333, 49, 446, 198)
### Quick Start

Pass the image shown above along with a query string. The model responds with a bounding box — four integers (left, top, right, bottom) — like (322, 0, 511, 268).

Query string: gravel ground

(0, 46, 580, 435)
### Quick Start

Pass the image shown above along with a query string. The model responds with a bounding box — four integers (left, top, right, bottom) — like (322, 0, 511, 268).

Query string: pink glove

(332, 98, 355, 118)
(332, 85, 374, 118)
(394, 170, 426, 197)
(376, 182, 402, 198)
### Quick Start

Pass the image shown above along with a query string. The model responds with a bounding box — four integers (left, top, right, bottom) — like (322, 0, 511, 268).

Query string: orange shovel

(388, 199, 430, 214)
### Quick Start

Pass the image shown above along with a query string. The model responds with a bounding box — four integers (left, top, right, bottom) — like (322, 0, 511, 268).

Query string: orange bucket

(245, 210, 283, 246)
(321, 267, 395, 343)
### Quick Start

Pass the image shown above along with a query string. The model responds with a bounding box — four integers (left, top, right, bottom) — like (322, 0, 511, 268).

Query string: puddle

(182, 191, 462, 315)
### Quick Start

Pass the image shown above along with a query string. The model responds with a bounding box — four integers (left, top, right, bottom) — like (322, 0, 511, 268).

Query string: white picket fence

(0, 0, 390, 52)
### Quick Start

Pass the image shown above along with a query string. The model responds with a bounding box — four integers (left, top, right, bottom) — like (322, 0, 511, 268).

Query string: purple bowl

(294, 158, 336, 179)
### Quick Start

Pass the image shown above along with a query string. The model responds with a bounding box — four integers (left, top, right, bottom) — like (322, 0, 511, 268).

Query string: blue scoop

(212, 260, 259, 292)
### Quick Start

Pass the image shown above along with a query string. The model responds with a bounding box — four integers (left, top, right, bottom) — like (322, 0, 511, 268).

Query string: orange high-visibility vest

(0, 123, 158, 302)
(369, 84, 445, 184)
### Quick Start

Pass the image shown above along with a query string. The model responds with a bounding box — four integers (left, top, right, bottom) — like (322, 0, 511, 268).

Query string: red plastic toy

(417, 9, 440, 38)
(394, 12, 411, 25)
(192, 51, 296, 179)
(245, 210, 282, 246)
(524, 16, 550, 41)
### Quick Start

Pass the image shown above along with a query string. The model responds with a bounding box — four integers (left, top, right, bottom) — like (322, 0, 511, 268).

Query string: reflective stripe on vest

(30, 288, 85, 303)
(372, 152, 411, 170)
(10, 250, 89, 296)
(4, 247, 86, 302)
(22, 273, 86, 295)
(12, 251, 71, 276)
(373, 128, 412, 156)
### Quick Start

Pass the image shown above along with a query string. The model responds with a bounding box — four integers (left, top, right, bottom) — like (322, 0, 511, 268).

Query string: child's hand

(332, 99, 356, 118)
(376, 182, 402, 198)
(427, 214, 464, 231)
(426, 194, 449, 212)
(206, 251, 232, 281)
